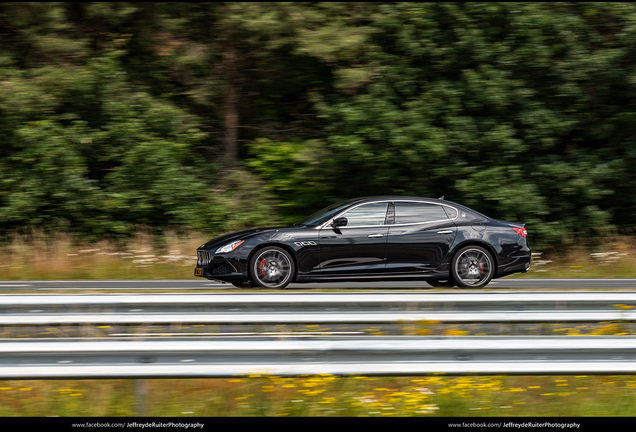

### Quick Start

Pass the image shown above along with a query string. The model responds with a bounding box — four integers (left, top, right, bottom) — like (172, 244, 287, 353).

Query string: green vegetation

(2, 375, 636, 416)
(0, 3, 636, 252)
(3, 320, 636, 339)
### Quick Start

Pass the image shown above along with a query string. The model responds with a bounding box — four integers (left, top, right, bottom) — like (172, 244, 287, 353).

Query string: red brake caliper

(479, 260, 484, 273)
(259, 258, 267, 277)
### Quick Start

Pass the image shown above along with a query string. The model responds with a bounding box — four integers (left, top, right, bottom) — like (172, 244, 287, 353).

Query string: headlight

(216, 240, 244, 254)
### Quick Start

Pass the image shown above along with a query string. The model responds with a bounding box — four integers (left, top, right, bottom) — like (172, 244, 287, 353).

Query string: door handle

(436, 230, 453, 234)
(368, 234, 384, 238)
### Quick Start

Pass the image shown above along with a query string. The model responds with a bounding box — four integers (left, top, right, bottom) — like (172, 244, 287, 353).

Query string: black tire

(249, 246, 295, 289)
(425, 279, 457, 288)
(451, 245, 495, 288)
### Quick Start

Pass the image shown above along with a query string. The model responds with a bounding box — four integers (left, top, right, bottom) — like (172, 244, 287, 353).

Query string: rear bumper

(495, 255, 531, 278)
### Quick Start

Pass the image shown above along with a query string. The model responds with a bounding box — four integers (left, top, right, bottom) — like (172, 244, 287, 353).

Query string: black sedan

(194, 197, 531, 288)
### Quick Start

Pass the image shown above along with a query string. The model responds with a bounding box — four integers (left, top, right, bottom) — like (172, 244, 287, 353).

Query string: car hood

(199, 226, 299, 250)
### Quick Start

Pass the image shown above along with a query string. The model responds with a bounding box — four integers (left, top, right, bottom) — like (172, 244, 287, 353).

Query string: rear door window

(394, 202, 450, 224)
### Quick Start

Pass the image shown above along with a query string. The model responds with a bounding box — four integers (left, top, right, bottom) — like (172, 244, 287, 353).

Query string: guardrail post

(135, 378, 148, 416)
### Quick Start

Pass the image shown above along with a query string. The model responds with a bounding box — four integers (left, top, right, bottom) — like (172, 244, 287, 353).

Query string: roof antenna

(439, 195, 444, 200)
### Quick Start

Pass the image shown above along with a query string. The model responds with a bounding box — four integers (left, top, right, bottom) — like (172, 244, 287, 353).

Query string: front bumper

(194, 253, 247, 282)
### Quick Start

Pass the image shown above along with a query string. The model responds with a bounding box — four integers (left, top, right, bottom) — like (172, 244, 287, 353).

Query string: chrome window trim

(317, 199, 459, 229)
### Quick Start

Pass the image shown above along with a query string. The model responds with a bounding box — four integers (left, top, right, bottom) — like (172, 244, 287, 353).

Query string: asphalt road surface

(3, 278, 636, 291)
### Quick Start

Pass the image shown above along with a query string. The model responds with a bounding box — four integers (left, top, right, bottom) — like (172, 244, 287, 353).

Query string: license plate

(194, 268, 202, 276)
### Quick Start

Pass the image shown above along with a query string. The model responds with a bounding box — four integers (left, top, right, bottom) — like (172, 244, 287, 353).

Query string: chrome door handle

(436, 230, 453, 234)
(368, 234, 384, 238)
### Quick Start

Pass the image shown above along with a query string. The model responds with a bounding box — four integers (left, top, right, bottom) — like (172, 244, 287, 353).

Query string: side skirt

(294, 270, 451, 283)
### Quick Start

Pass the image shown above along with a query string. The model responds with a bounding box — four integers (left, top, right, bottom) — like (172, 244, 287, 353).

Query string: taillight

(513, 227, 527, 237)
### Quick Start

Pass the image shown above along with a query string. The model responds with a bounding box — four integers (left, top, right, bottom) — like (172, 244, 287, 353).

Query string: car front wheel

(451, 246, 494, 288)
(250, 246, 295, 289)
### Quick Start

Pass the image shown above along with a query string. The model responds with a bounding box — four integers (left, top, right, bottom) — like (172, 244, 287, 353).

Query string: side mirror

(332, 217, 348, 228)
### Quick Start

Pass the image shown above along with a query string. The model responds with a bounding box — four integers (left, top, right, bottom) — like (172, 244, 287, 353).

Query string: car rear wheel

(451, 246, 494, 288)
(250, 246, 295, 289)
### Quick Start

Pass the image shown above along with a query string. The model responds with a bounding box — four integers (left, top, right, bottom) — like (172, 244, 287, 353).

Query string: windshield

(294, 199, 359, 227)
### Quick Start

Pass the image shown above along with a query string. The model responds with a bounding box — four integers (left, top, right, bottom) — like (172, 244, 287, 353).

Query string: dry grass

(2, 231, 636, 281)
(0, 230, 207, 280)
(515, 235, 636, 278)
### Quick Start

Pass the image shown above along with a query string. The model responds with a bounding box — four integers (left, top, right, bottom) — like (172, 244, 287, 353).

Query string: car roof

(353, 196, 455, 206)
(349, 196, 491, 219)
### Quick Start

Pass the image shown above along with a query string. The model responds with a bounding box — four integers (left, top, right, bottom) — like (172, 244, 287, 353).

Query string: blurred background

(3, 4, 636, 418)
(0, 2, 635, 254)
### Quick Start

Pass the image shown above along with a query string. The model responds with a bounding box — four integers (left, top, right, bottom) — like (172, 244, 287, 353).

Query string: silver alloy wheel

(251, 247, 294, 288)
(453, 247, 493, 288)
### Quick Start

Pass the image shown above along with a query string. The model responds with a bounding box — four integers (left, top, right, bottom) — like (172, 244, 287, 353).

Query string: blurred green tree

(297, 3, 633, 249)
(2, 2, 636, 252)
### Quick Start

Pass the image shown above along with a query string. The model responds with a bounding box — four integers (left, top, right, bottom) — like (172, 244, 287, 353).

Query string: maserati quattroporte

(194, 197, 530, 288)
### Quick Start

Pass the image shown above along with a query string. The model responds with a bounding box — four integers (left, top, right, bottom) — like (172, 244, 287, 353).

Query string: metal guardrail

(2, 336, 636, 378)
(4, 291, 636, 415)
(4, 291, 636, 308)
(1, 292, 636, 325)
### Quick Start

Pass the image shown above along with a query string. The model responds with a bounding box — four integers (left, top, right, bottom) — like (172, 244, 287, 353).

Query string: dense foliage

(1, 2, 635, 251)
